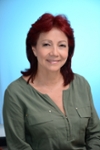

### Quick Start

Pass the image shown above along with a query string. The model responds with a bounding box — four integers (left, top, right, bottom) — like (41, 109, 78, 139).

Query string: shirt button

(49, 110, 51, 113)
(76, 107, 78, 110)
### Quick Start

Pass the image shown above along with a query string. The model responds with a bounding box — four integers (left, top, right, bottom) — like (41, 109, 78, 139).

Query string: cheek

(36, 50, 44, 57)
(36, 51, 47, 61)
(62, 51, 69, 59)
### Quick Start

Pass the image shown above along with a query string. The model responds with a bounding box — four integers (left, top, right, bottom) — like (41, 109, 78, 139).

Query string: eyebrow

(41, 39, 68, 43)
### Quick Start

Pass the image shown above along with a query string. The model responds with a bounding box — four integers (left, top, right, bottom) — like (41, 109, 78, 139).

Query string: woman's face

(32, 27, 69, 73)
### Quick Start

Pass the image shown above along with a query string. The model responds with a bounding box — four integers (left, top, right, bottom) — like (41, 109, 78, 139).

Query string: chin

(46, 67, 61, 72)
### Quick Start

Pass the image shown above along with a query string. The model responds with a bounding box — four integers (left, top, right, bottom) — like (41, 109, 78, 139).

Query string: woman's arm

(3, 89, 33, 150)
(86, 85, 100, 150)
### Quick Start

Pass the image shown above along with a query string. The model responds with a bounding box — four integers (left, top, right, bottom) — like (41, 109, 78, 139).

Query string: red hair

(21, 13, 75, 86)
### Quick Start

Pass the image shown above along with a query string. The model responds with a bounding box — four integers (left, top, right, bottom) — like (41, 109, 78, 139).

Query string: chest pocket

(76, 106, 91, 117)
(25, 113, 57, 139)
(76, 106, 91, 133)
(26, 114, 53, 126)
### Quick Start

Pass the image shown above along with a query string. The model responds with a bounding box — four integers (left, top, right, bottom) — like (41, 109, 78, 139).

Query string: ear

(32, 46, 37, 57)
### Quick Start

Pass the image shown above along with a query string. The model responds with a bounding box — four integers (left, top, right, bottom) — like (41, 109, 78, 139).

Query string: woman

(3, 13, 100, 150)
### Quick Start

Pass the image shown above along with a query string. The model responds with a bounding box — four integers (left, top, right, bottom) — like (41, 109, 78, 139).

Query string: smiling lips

(46, 59, 60, 64)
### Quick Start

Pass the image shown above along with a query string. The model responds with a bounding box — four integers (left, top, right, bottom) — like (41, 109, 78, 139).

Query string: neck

(34, 70, 64, 87)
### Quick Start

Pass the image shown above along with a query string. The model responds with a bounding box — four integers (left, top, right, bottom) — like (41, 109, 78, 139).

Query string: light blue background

(0, 0, 100, 124)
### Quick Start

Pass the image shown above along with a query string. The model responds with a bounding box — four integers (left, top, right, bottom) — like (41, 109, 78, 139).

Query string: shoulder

(72, 73, 91, 94)
(73, 73, 90, 87)
(4, 76, 28, 106)
(71, 73, 93, 106)
(5, 76, 26, 95)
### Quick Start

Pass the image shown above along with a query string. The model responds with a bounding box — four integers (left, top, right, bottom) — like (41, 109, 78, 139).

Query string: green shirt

(3, 74, 100, 150)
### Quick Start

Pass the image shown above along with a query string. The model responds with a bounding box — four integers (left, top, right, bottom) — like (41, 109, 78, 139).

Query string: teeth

(47, 60, 59, 64)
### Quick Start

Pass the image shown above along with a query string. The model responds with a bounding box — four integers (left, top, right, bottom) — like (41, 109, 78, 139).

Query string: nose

(49, 46, 59, 56)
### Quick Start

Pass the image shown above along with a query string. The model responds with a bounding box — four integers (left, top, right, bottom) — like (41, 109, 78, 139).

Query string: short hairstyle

(21, 13, 75, 86)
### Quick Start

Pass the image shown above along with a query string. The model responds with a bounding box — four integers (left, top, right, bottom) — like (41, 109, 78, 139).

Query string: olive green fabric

(3, 74, 100, 150)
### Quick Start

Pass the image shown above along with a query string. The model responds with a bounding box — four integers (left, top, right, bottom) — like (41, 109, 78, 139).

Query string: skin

(32, 27, 69, 75)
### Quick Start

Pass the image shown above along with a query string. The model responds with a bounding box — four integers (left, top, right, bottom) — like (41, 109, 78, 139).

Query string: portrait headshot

(0, 1, 100, 150)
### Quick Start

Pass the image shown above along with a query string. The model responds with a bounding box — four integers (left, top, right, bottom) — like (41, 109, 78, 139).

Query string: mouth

(46, 60, 60, 64)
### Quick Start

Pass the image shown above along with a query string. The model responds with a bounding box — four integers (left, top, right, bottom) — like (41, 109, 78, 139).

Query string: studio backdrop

(0, 0, 100, 124)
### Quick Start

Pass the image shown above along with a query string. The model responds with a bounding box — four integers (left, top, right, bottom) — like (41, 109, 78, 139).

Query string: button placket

(49, 110, 52, 113)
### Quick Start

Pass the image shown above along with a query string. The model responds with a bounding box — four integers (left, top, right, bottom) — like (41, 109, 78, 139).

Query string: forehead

(37, 27, 68, 42)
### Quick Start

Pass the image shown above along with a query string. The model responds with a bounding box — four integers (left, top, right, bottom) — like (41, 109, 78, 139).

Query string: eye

(42, 43, 50, 47)
(59, 44, 66, 47)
